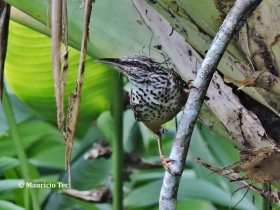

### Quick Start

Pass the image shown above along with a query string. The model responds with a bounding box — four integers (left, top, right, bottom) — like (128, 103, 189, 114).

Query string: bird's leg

(182, 80, 194, 93)
(187, 79, 194, 89)
(154, 132, 180, 175)
(187, 80, 210, 101)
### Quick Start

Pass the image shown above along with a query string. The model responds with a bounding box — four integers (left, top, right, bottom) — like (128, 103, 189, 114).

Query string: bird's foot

(160, 155, 181, 176)
(187, 80, 194, 89)
(187, 80, 210, 100)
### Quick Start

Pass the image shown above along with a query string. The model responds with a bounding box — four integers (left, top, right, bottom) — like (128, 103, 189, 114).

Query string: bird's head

(96, 55, 164, 84)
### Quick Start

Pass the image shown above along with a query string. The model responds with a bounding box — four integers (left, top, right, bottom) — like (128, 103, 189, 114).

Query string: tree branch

(159, 0, 262, 209)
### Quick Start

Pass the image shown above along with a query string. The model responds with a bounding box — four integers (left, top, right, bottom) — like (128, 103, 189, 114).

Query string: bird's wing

(130, 102, 142, 122)
(178, 79, 190, 93)
(171, 70, 190, 92)
(130, 89, 143, 122)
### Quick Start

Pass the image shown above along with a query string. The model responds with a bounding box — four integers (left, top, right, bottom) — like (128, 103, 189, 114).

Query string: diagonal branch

(157, 0, 262, 209)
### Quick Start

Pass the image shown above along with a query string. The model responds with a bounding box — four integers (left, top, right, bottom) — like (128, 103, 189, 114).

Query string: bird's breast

(130, 82, 183, 127)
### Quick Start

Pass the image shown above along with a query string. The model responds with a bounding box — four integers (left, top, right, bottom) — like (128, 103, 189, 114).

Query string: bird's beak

(96, 58, 126, 71)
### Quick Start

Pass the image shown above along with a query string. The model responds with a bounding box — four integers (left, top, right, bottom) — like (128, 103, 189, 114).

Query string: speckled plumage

(97, 55, 190, 174)
(128, 60, 188, 133)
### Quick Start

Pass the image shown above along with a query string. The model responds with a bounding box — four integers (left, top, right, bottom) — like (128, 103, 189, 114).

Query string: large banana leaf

(5, 21, 112, 135)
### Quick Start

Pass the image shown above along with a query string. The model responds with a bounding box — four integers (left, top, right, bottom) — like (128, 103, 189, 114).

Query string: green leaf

(43, 158, 112, 210)
(63, 196, 100, 210)
(178, 177, 243, 208)
(6, 0, 166, 138)
(190, 124, 261, 208)
(0, 157, 20, 174)
(123, 110, 147, 155)
(0, 179, 24, 192)
(124, 180, 161, 208)
(123, 110, 137, 150)
(126, 172, 258, 209)
(0, 200, 25, 210)
(176, 200, 213, 210)
(8, 0, 161, 58)
(71, 126, 105, 161)
(0, 120, 66, 167)
(191, 125, 232, 187)
(97, 112, 115, 144)
(0, 91, 34, 136)
(5, 21, 113, 136)
(43, 126, 112, 210)
(126, 178, 230, 209)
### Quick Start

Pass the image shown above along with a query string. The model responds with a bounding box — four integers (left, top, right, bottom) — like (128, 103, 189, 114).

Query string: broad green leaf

(125, 122, 146, 156)
(3, 162, 40, 181)
(0, 179, 24, 192)
(8, 0, 161, 58)
(190, 124, 261, 208)
(0, 120, 67, 167)
(125, 166, 258, 209)
(125, 176, 247, 209)
(5, 21, 113, 136)
(0, 200, 25, 210)
(71, 126, 105, 161)
(43, 126, 112, 210)
(122, 110, 147, 155)
(43, 158, 112, 210)
(178, 177, 255, 209)
(124, 179, 161, 208)
(29, 161, 62, 176)
(123, 110, 137, 150)
(175, 199, 213, 210)
(130, 170, 195, 189)
(0, 91, 34, 136)
(63, 196, 100, 210)
(97, 111, 115, 144)
(0, 157, 19, 174)
(191, 125, 231, 187)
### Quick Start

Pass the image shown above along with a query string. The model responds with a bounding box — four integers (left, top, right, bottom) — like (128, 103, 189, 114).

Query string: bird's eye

(132, 61, 139, 67)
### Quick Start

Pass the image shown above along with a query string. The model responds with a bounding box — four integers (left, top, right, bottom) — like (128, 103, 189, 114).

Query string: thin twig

(196, 158, 280, 204)
(64, 0, 94, 188)
(230, 184, 250, 210)
(159, 0, 262, 209)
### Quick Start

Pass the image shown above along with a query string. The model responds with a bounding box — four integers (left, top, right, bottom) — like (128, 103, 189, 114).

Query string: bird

(96, 55, 191, 175)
